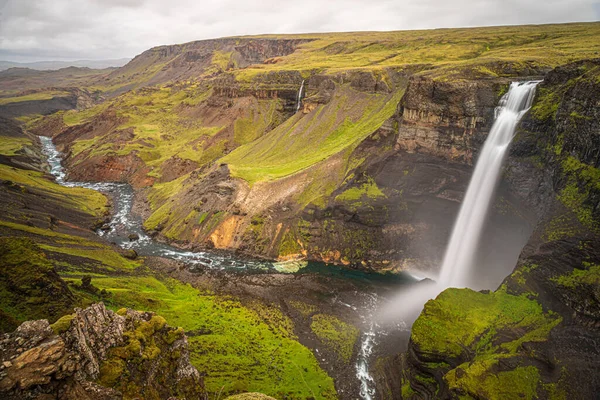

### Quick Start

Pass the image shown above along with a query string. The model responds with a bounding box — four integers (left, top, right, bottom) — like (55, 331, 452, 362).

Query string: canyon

(0, 22, 599, 399)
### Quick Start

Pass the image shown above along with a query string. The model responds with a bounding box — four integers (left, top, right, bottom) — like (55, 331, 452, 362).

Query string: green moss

(0, 164, 108, 218)
(553, 261, 600, 288)
(446, 362, 541, 400)
(233, 100, 279, 145)
(50, 313, 75, 334)
(412, 288, 561, 358)
(531, 87, 560, 121)
(401, 379, 415, 398)
(543, 214, 579, 241)
(278, 230, 303, 258)
(0, 90, 70, 105)
(0, 237, 75, 331)
(66, 85, 225, 180)
(223, 86, 404, 184)
(310, 314, 359, 363)
(288, 300, 317, 317)
(336, 176, 385, 203)
(40, 245, 140, 271)
(92, 275, 337, 399)
(0, 136, 32, 156)
(198, 212, 208, 224)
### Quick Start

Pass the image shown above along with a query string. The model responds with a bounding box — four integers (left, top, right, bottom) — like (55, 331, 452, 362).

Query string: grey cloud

(0, 0, 597, 62)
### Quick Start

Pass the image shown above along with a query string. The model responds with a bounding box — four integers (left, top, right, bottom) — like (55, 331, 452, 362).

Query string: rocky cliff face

(0, 303, 204, 400)
(387, 59, 600, 400)
(396, 76, 505, 163)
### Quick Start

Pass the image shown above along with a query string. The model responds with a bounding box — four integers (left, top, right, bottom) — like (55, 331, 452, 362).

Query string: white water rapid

(438, 80, 540, 288)
(295, 80, 305, 112)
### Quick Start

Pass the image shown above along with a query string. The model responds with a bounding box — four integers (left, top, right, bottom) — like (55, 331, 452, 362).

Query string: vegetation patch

(552, 261, 600, 288)
(0, 237, 75, 331)
(412, 288, 561, 358)
(0, 136, 32, 156)
(310, 314, 359, 363)
(223, 86, 404, 184)
(92, 275, 337, 399)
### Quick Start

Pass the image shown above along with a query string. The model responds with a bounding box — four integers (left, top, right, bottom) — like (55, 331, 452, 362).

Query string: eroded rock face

(0, 303, 204, 400)
(396, 76, 504, 163)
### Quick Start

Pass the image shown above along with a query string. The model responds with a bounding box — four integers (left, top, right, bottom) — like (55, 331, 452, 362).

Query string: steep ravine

(52, 70, 535, 285)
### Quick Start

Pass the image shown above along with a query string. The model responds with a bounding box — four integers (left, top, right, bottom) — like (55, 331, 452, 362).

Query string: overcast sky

(1, 0, 599, 62)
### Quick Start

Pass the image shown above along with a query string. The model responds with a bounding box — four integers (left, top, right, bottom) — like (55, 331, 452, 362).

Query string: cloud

(0, 0, 597, 62)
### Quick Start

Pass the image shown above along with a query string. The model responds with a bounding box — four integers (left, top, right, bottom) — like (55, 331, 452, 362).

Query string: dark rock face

(0, 95, 78, 119)
(387, 60, 600, 400)
(0, 303, 204, 400)
(0, 88, 98, 119)
(396, 76, 504, 164)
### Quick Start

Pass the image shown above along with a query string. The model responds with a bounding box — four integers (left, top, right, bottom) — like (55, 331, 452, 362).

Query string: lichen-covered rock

(0, 303, 205, 400)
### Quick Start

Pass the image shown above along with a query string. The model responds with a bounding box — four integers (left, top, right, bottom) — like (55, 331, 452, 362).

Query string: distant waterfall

(295, 80, 305, 112)
(438, 81, 540, 288)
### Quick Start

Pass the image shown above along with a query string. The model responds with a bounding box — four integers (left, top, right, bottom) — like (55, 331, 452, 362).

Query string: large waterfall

(438, 81, 540, 288)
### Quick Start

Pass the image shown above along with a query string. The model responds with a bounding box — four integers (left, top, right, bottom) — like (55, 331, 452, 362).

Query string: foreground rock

(0, 303, 204, 399)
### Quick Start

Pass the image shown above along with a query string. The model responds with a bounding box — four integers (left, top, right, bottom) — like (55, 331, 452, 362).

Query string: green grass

(0, 90, 70, 105)
(235, 22, 600, 81)
(0, 136, 32, 156)
(92, 275, 337, 399)
(223, 86, 404, 184)
(39, 245, 140, 271)
(412, 288, 561, 358)
(310, 314, 359, 363)
(0, 164, 108, 218)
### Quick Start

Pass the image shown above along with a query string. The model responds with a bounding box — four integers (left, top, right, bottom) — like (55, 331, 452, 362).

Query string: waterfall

(295, 80, 305, 112)
(438, 81, 540, 288)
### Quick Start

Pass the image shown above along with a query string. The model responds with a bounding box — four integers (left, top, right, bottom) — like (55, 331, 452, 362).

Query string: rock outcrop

(0, 303, 204, 400)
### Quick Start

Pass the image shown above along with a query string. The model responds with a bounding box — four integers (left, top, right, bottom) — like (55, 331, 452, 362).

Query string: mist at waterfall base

(377, 80, 541, 326)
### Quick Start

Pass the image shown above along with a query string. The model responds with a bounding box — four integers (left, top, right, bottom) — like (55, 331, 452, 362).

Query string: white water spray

(295, 80, 305, 112)
(438, 80, 540, 288)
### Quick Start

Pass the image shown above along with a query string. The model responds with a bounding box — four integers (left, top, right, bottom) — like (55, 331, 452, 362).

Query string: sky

(0, 0, 599, 62)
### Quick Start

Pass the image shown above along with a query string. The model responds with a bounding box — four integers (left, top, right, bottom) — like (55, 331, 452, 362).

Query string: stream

(39, 135, 415, 399)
